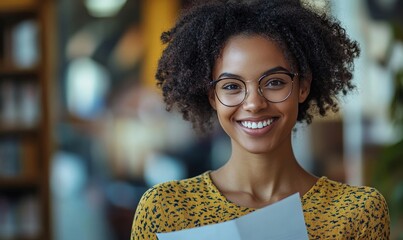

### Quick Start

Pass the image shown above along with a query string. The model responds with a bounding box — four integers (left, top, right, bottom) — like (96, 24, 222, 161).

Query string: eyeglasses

(210, 69, 298, 107)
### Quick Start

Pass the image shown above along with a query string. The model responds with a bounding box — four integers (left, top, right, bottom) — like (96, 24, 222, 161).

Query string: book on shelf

(0, 79, 40, 129)
(0, 137, 37, 180)
(0, 194, 41, 239)
(0, 17, 40, 69)
(11, 19, 39, 69)
(0, 139, 22, 178)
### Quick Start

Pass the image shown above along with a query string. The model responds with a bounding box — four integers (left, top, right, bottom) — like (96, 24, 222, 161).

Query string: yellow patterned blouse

(131, 171, 390, 239)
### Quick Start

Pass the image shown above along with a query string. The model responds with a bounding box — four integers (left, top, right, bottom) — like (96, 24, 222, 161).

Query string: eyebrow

(216, 66, 290, 80)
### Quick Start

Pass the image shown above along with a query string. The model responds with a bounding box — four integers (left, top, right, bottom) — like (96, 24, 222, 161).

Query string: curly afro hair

(156, 0, 360, 132)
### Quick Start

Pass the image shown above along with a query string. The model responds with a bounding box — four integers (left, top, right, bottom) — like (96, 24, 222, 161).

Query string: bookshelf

(0, 0, 54, 240)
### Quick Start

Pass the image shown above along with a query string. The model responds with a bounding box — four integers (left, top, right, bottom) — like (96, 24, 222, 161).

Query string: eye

(263, 79, 286, 89)
(222, 82, 242, 90)
(260, 72, 292, 90)
(217, 79, 245, 94)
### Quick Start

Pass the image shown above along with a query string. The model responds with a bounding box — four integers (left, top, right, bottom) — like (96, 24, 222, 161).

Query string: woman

(131, 0, 390, 239)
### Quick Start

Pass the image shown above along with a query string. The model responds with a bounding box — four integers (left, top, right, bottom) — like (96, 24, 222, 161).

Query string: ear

(208, 89, 217, 110)
(298, 73, 312, 103)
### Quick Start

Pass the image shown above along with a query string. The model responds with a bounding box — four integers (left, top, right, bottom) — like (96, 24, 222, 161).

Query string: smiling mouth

(240, 118, 277, 129)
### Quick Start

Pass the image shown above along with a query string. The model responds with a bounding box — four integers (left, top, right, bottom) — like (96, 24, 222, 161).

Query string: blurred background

(0, 0, 402, 239)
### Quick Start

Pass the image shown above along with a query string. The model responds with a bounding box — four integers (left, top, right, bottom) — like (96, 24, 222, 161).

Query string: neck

(226, 149, 303, 192)
(210, 137, 315, 206)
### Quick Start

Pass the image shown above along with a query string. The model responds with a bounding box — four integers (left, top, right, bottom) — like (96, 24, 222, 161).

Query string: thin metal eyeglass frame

(210, 71, 298, 107)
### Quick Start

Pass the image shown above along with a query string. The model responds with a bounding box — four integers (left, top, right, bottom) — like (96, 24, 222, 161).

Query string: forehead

(213, 35, 291, 79)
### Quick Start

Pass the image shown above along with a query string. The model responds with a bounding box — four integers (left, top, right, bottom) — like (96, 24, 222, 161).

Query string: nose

(242, 87, 268, 112)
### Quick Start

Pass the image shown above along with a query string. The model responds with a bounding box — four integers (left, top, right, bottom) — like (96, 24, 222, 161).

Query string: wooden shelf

(0, 177, 39, 190)
(7, 237, 41, 240)
(0, 66, 40, 78)
(0, 0, 39, 14)
(0, 234, 41, 240)
(0, 0, 54, 239)
(0, 126, 38, 136)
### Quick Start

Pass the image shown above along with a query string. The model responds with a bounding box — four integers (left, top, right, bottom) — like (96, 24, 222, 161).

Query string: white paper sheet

(156, 193, 309, 240)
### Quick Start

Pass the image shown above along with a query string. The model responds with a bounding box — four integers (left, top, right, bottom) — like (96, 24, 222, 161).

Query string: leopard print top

(131, 171, 390, 239)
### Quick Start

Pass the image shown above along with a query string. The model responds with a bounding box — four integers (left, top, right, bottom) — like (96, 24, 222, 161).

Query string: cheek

(281, 93, 300, 121)
(215, 109, 230, 134)
(215, 105, 236, 129)
(216, 105, 231, 121)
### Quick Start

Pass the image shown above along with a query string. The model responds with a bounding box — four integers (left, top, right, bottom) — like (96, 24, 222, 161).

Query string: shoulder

(326, 179, 390, 239)
(305, 176, 389, 221)
(131, 172, 211, 239)
(304, 177, 390, 239)
(136, 171, 212, 214)
(319, 177, 386, 205)
(142, 171, 210, 200)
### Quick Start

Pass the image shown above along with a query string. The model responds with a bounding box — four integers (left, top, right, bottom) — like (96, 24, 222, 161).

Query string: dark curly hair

(156, 0, 360, 132)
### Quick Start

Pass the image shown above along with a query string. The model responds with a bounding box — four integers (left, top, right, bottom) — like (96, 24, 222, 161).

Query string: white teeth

(241, 119, 275, 129)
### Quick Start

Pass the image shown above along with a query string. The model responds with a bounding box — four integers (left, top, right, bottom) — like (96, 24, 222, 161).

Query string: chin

(240, 142, 276, 155)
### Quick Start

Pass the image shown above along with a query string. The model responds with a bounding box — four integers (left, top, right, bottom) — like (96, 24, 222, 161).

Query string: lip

(236, 117, 278, 136)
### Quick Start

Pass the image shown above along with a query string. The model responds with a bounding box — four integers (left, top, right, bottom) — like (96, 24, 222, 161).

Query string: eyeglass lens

(214, 72, 293, 107)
